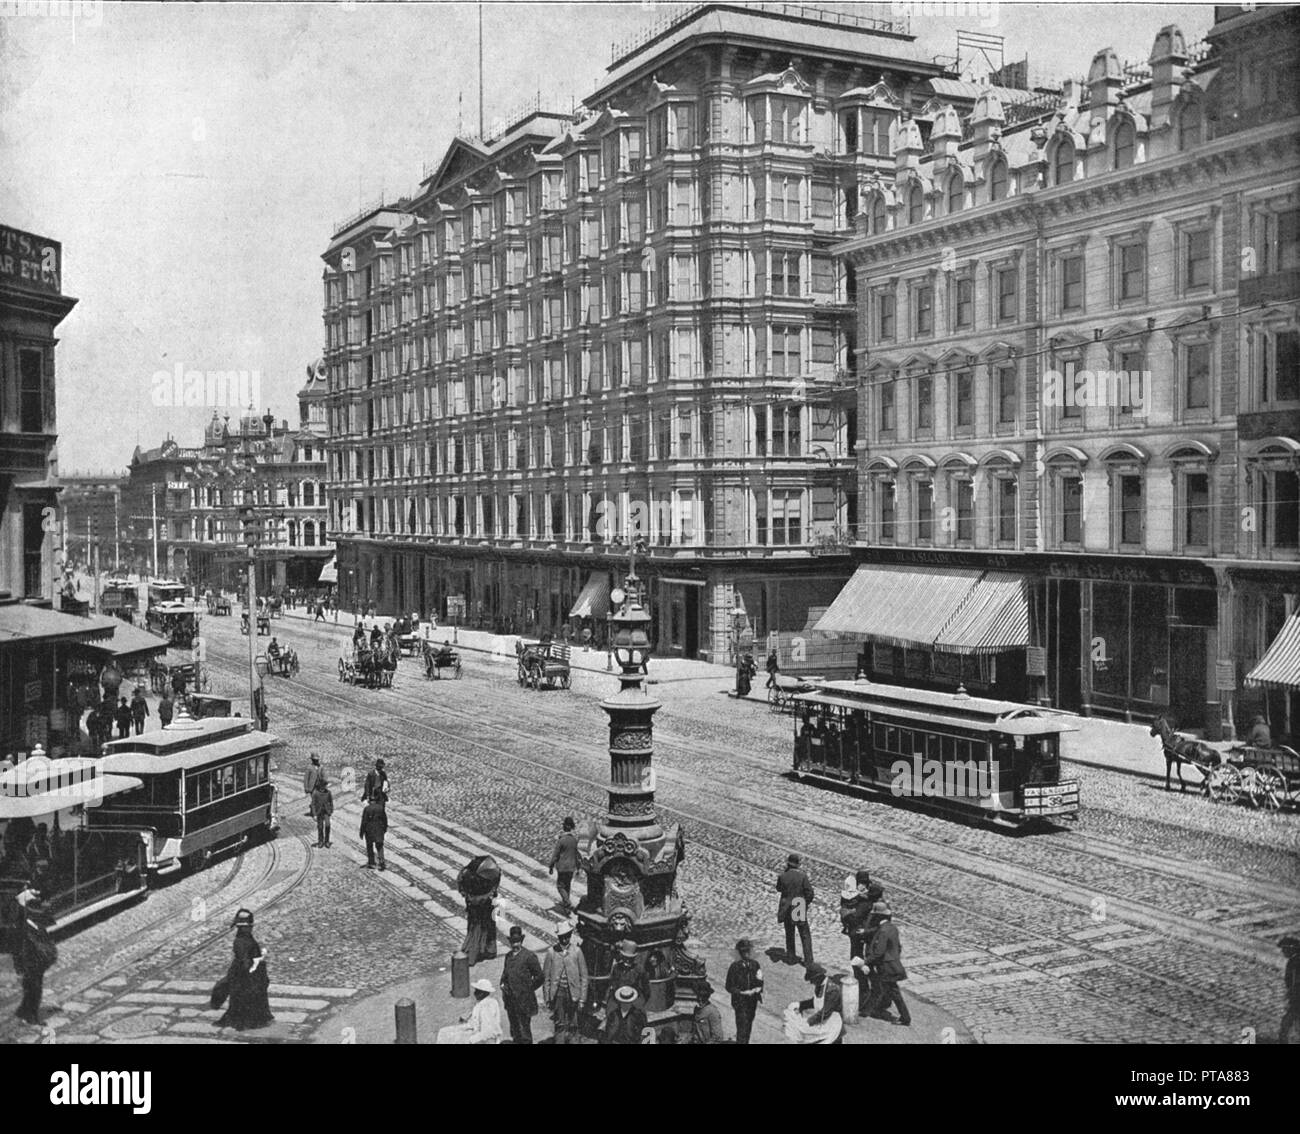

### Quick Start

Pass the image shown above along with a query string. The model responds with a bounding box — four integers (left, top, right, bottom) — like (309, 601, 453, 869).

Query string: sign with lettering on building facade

(1025, 646, 1048, 677)
(0, 225, 61, 295)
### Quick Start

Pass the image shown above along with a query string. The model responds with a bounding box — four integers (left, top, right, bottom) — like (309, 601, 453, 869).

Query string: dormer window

(1177, 103, 1202, 150)
(1053, 139, 1075, 185)
(907, 185, 924, 225)
(989, 157, 1008, 202)
(1113, 121, 1136, 170)
(946, 173, 964, 214)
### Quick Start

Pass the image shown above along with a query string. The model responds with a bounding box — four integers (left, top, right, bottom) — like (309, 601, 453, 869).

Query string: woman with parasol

(457, 854, 501, 965)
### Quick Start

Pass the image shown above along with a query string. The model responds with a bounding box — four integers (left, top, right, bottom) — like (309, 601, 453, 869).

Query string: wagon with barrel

(516, 639, 571, 690)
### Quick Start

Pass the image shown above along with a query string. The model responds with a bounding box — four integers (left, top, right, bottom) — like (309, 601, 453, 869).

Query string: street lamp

(733, 604, 747, 696)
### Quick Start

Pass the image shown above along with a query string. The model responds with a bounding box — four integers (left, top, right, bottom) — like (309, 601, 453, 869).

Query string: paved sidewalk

(308, 940, 974, 1045)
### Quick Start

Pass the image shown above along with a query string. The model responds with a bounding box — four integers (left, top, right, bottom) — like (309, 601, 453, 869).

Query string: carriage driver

(438, 639, 455, 664)
(267, 637, 281, 661)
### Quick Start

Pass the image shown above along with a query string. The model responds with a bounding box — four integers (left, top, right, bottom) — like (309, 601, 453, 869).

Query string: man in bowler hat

(776, 853, 815, 965)
(725, 937, 764, 1045)
(548, 816, 580, 914)
(499, 925, 544, 1044)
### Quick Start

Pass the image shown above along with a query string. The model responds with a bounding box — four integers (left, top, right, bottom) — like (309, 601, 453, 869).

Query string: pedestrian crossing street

(298, 780, 582, 950)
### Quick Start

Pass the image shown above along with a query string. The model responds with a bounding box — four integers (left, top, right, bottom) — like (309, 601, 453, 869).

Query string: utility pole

(247, 542, 260, 729)
(478, 1, 485, 139)
(114, 487, 120, 573)
(151, 483, 160, 580)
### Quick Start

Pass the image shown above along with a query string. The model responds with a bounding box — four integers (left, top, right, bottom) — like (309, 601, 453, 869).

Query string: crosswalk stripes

(69, 977, 359, 1029)
(304, 788, 580, 948)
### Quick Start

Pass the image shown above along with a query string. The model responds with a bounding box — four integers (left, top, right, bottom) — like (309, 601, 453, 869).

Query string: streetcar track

(226, 645, 1281, 1035)
(241, 634, 1300, 928)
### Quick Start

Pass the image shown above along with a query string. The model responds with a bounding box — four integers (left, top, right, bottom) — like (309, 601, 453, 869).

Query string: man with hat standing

(724, 938, 764, 1044)
(547, 816, 580, 914)
(601, 985, 648, 1044)
(543, 919, 587, 1045)
(359, 792, 388, 871)
(499, 925, 544, 1044)
(363, 757, 389, 803)
(605, 938, 650, 1012)
(864, 902, 911, 1026)
(841, 870, 877, 1015)
(303, 752, 325, 799)
(776, 852, 815, 965)
(11, 885, 56, 1025)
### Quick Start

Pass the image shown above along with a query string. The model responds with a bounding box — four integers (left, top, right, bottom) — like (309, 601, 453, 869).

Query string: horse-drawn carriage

(150, 659, 200, 696)
(767, 674, 819, 713)
(206, 593, 232, 616)
(241, 610, 272, 636)
(262, 644, 300, 678)
(516, 639, 571, 691)
(422, 641, 462, 680)
(1152, 715, 1299, 809)
(339, 639, 397, 689)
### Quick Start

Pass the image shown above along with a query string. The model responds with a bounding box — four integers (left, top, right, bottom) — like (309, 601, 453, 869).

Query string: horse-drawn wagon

(423, 641, 462, 680)
(516, 639, 571, 690)
(206, 593, 232, 616)
(339, 639, 396, 689)
(767, 674, 819, 713)
(1151, 715, 1298, 809)
(262, 645, 300, 678)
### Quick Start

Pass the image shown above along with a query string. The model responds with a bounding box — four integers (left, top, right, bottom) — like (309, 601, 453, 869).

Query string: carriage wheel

(1206, 764, 1242, 804)
(1252, 766, 1287, 811)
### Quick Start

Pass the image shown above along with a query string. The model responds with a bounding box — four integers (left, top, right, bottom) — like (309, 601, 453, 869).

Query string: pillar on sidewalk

(450, 951, 470, 998)
(394, 998, 417, 1044)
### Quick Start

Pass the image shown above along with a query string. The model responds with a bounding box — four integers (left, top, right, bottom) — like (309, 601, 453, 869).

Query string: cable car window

(884, 726, 898, 753)
(234, 762, 247, 792)
(220, 765, 235, 796)
(874, 723, 887, 750)
(956, 738, 972, 764)
(941, 735, 956, 762)
(926, 733, 942, 761)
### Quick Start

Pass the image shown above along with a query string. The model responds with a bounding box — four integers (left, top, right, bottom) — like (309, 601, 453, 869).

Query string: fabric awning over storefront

(933, 572, 1030, 655)
(318, 557, 339, 584)
(814, 566, 984, 649)
(81, 617, 170, 661)
(1245, 614, 1300, 691)
(0, 602, 116, 647)
(569, 572, 611, 620)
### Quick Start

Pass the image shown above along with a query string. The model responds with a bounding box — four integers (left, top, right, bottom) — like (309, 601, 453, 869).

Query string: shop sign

(1215, 661, 1236, 691)
(1025, 646, 1047, 677)
(24, 680, 43, 705)
(0, 225, 61, 295)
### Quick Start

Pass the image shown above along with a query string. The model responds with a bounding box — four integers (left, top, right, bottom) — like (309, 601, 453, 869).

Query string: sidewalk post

(394, 998, 418, 1044)
(450, 951, 470, 998)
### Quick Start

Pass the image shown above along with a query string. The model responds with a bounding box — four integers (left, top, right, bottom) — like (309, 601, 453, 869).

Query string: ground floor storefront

(812, 549, 1298, 740)
(332, 537, 855, 668)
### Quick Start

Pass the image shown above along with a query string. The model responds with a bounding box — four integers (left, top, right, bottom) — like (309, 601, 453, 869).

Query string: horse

(1150, 715, 1221, 792)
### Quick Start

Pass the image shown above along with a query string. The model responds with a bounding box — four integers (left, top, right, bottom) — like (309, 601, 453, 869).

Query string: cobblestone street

(6, 610, 1292, 1046)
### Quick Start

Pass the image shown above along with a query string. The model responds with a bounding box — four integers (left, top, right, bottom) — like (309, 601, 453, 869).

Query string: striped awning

(1245, 614, 1300, 692)
(569, 572, 611, 620)
(814, 566, 984, 649)
(934, 572, 1030, 655)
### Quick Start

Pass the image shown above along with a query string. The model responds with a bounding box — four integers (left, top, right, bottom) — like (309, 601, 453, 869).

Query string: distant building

(834, 6, 1299, 736)
(59, 474, 124, 575)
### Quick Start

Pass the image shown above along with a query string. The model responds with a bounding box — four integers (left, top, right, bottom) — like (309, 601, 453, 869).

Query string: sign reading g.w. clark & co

(0, 225, 62, 295)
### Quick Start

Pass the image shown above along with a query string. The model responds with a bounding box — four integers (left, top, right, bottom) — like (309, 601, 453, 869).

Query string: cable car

(92, 716, 279, 875)
(791, 679, 1081, 826)
(147, 579, 188, 608)
(0, 756, 148, 937)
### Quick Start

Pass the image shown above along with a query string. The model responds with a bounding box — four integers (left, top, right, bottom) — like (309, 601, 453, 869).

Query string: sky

(0, 0, 1218, 474)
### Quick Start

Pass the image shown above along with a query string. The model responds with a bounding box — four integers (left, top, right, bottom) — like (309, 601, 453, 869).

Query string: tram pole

(247, 543, 259, 727)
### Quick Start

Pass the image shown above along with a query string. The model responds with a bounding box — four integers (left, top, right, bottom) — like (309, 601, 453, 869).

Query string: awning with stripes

(569, 572, 611, 620)
(813, 566, 984, 649)
(933, 572, 1030, 655)
(1245, 614, 1300, 692)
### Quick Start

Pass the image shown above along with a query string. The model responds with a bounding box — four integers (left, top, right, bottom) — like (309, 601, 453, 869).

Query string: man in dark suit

(601, 985, 647, 1044)
(797, 962, 843, 1044)
(775, 852, 815, 965)
(363, 758, 389, 803)
(865, 902, 911, 1026)
(499, 926, 544, 1044)
(548, 816, 580, 913)
(724, 937, 764, 1045)
(359, 794, 388, 871)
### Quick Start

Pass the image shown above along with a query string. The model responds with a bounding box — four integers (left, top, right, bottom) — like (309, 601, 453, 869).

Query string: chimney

(930, 103, 962, 164)
(1149, 24, 1188, 131)
(970, 90, 1005, 163)
(1087, 48, 1123, 116)
(894, 117, 923, 176)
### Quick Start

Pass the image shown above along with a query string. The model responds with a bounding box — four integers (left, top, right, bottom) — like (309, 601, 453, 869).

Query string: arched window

(1113, 121, 1135, 170)
(907, 185, 924, 225)
(946, 173, 964, 214)
(870, 194, 887, 234)
(1053, 139, 1075, 185)
(288, 521, 298, 546)
(304, 521, 315, 547)
(989, 157, 1008, 202)
(303, 481, 315, 507)
(1177, 103, 1202, 150)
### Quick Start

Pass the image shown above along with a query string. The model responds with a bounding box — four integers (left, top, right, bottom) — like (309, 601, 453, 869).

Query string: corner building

(322, 3, 955, 663)
(835, 6, 1299, 736)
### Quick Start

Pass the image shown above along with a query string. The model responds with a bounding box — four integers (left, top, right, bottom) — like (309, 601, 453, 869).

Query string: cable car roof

(100, 731, 273, 775)
(0, 774, 144, 819)
(794, 690, 1077, 736)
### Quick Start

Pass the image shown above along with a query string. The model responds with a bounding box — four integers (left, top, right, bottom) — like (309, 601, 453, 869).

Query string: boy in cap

(500, 925, 544, 1044)
(543, 919, 588, 1045)
(692, 981, 724, 1044)
(548, 816, 580, 914)
(724, 938, 764, 1044)
(775, 852, 815, 965)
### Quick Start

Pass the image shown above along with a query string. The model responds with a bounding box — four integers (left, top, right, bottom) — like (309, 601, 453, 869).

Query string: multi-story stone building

(59, 472, 125, 575)
(323, 3, 968, 662)
(832, 5, 1299, 736)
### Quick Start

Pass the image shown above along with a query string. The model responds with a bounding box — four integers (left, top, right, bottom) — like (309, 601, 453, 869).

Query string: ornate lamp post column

(577, 538, 708, 1023)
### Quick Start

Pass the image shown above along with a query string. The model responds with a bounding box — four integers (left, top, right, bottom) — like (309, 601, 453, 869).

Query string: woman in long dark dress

(215, 909, 274, 1030)
(457, 855, 501, 966)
